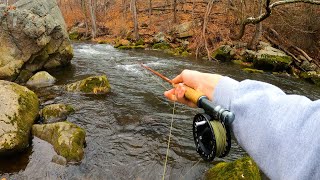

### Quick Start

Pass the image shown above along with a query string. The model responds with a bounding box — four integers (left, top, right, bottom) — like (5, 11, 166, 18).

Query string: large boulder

(205, 156, 261, 180)
(32, 121, 86, 162)
(174, 21, 194, 38)
(0, 0, 73, 82)
(66, 75, 111, 94)
(243, 42, 292, 72)
(0, 80, 39, 155)
(300, 71, 320, 86)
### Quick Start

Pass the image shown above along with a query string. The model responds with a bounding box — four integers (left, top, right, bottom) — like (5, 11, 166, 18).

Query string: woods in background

(44, 0, 320, 61)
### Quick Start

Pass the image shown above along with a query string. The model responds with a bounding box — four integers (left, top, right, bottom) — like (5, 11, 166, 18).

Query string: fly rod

(141, 63, 235, 161)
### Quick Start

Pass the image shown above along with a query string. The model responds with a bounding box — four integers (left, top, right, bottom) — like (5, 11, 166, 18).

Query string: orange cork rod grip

(173, 84, 205, 105)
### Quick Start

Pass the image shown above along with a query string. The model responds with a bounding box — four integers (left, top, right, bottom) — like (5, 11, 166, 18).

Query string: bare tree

(196, 0, 214, 60)
(131, 0, 139, 40)
(231, 0, 320, 40)
(149, 0, 152, 24)
(173, 0, 177, 23)
(248, 0, 263, 49)
(89, 0, 97, 39)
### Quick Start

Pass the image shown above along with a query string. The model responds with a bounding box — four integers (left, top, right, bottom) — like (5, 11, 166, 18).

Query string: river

(1, 42, 320, 179)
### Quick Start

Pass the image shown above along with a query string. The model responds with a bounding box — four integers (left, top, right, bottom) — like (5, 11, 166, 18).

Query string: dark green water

(1, 43, 320, 179)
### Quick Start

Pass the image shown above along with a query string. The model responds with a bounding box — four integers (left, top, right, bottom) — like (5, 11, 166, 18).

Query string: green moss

(66, 75, 111, 94)
(300, 71, 320, 86)
(205, 156, 261, 180)
(117, 45, 145, 50)
(135, 39, 145, 46)
(69, 31, 79, 40)
(181, 51, 189, 57)
(253, 54, 292, 71)
(242, 68, 264, 74)
(41, 104, 75, 123)
(10, 83, 39, 151)
(32, 122, 86, 162)
(212, 45, 234, 61)
(152, 42, 171, 50)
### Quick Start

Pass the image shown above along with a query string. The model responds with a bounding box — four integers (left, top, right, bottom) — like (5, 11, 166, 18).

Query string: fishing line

(179, 159, 201, 180)
(162, 101, 176, 180)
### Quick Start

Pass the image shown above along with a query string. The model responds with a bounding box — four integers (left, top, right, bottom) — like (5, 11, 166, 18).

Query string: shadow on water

(1, 42, 319, 179)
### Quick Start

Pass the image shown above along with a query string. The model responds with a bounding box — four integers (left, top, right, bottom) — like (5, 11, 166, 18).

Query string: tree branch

(230, 0, 320, 40)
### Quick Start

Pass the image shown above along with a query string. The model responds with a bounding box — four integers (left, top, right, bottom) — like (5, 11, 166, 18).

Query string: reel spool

(193, 113, 232, 161)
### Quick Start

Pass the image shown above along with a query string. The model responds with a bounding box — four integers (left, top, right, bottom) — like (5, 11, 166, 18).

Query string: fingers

(164, 84, 197, 108)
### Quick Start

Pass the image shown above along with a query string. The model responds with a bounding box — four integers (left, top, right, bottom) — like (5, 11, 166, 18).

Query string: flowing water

(1, 43, 320, 180)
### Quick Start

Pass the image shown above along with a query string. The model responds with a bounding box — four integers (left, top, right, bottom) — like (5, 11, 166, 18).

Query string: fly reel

(192, 105, 234, 161)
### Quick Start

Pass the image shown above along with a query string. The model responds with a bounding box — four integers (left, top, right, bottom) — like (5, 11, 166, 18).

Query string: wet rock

(212, 45, 236, 61)
(300, 71, 320, 86)
(66, 75, 111, 94)
(52, 154, 67, 166)
(40, 104, 75, 124)
(300, 60, 318, 71)
(32, 121, 86, 162)
(205, 156, 261, 180)
(253, 46, 292, 71)
(0, 0, 73, 81)
(0, 80, 39, 155)
(26, 71, 56, 88)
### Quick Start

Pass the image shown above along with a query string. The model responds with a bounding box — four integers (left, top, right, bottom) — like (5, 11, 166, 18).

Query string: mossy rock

(117, 45, 145, 50)
(32, 121, 86, 162)
(253, 54, 292, 72)
(300, 71, 320, 86)
(40, 104, 75, 124)
(242, 68, 264, 74)
(134, 39, 145, 46)
(152, 42, 171, 50)
(0, 80, 39, 155)
(212, 45, 235, 61)
(69, 31, 80, 40)
(66, 75, 111, 94)
(205, 156, 261, 180)
(26, 71, 56, 88)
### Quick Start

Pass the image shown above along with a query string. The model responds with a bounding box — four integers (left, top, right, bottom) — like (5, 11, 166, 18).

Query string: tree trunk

(149, 0, 152, 24)
(89, 0, 97, 39)
(248, 0, 263, 49)
(131, 0, 139, 40)
(81, 0, 89, 37)
(173, 0, 177, 23)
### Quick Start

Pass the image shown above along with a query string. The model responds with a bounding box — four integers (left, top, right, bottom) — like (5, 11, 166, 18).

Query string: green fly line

(211, 120, 227, 157)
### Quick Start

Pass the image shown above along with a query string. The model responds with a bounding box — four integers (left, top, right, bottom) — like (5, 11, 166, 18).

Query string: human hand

(164, 70, 222, 107)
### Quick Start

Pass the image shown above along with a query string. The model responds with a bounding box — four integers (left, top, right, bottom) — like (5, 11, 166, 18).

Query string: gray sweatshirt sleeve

(213, 76, 320, 180)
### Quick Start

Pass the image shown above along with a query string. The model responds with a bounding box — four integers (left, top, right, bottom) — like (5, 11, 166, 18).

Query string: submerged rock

(26, 71, 56, 88)
(0, 0, 73, 81)
(40, 104, 75, 124)
(205, 156, 261, 180)
(0, 80, 39, 155)
(66, 75, 111, 94)
(32, 121, 86, 162)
